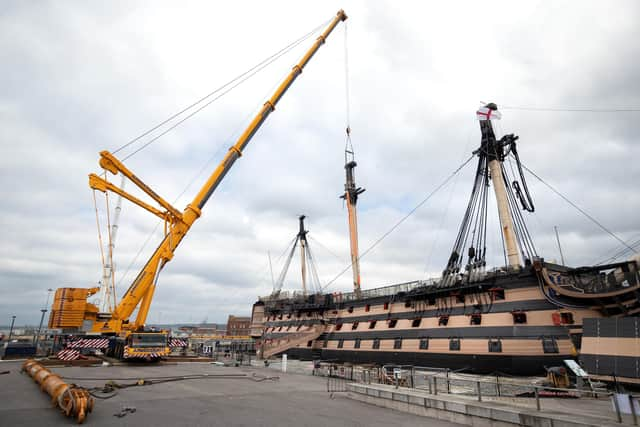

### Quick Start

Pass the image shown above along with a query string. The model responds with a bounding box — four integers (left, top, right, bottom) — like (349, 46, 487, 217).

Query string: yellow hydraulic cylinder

(22, 359, 94, 424)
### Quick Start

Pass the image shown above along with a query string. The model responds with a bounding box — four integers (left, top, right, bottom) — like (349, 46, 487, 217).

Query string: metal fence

(316, 363, 639, 425)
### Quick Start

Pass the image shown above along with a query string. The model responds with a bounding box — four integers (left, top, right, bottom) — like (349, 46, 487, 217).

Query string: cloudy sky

(2, 1, 639, 326)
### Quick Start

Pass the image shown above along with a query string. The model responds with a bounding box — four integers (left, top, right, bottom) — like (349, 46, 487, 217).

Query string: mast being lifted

(341, 135, 365, 296)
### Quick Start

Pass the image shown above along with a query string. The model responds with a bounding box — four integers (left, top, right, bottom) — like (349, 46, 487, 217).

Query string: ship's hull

(285, 347, 567, 375)
(252, 260, 639, 377)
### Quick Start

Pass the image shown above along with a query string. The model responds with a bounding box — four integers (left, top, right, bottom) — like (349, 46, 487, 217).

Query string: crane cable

(322, 154, 476, 291)
(113, 18, 332, 160)
(111, 19, 331, 288)
(92, 188, 108, 286)
(344, 21, 351, 141)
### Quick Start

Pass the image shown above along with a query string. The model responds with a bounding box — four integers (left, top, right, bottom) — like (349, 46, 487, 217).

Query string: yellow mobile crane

(49, 10, 348, 360)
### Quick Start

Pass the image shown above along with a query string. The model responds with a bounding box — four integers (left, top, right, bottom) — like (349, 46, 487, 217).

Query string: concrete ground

(0, 360, 464, 426)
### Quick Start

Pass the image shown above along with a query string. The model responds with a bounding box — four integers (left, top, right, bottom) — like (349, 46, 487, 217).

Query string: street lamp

(8, 315, 16, 341)
(34, 288, 54, 349)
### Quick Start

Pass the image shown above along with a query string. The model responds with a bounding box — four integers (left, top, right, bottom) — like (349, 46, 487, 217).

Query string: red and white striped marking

(67, 338, 110, 349)
(169, 338, 188, 347)
(57, 349, 81, 361)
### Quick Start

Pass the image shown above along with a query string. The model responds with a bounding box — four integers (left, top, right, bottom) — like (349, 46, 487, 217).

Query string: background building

(226, 315, 251, 336)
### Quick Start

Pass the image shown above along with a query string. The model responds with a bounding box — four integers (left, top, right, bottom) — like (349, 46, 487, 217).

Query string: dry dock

(0, 360, 461, 426)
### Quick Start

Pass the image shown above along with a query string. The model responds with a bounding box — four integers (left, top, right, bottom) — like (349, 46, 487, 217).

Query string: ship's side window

(354, 338, 361, 349)
(384, 302, 389, 310)
(412, 318, 422, 327)
(365, 304, 370, 312)
(372, 338, 380, 349)
(560, 312, 574, 325)
(278, 314, 283, 320)
(323, 339, 328, 348)
(369, 320, 377, 329)
(438, 315, 449, 326)
(287, 314, 291, 319)
(388, 319, 398, 328)
(278, 326, 283, 332)
(394, 338, 402, 349)
(512, 311, 527, 324)
(348, 306, 354, 313)
(488, 339, 502, 353)
(335, 323, 343, 331)
(419, 338, 429, 350)
(307, 340, 313, 347)
(337, 339, 344, 349)
(470, 313, 482, 325)
(404, 301, 412, 308)
(286, 326, 291, 331)
(542, 337, 559, 354)
(351, 321, 359, 330)
(490, 287, 505, 300)
(449, 338, 461, 351)
(296, 325, 302, 331)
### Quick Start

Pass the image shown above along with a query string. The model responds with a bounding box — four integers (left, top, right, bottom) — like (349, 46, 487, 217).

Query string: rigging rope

(309, 235, 344, 264)
(501, 106, 640, 112)
(322, 154, 475, 290)
(113, 18, 332, 158)
(521, 163, 638, 255)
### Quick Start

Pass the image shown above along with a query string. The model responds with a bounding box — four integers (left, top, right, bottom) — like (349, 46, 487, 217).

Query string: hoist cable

(113, 18, 332, 157)
(343, 21, 351, 132)
(92, 190, 107, 285)
(112, 20, 331, 288)
(120, 27, 325, 161)
(322, 154, 475, 290)
(521, 163, 637, 255)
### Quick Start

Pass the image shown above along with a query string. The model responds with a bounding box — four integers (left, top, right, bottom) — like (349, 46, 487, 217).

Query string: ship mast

(443, 103, 536, 285)
(341, 133, 365, 297)
(271, 215, 323, 298)
(480, 105, 521, 268)
(298, 215, 309, 296)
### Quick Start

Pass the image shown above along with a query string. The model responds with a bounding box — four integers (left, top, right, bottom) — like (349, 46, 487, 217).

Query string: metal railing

(315, 363, 639, 425)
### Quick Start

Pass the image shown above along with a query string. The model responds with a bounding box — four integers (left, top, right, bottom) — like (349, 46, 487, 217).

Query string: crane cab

(108, 331, 170, 360)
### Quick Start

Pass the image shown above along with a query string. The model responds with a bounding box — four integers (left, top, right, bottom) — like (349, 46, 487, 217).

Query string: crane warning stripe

(67, 338, 110, 349)
(169, 338, 188, 347)
(57, 349, 81, 361)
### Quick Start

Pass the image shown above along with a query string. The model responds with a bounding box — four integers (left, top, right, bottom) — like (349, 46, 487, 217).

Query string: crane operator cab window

(129, 333, 167, 347)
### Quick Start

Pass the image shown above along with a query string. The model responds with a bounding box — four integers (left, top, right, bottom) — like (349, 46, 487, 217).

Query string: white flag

(476, 107, 502, 121)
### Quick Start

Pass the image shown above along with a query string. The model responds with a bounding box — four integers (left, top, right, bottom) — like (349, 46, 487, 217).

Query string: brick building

(226, 315, 251, 336)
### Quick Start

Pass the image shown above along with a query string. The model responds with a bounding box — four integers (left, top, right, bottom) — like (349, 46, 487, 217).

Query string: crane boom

(88, 10, 348, 334)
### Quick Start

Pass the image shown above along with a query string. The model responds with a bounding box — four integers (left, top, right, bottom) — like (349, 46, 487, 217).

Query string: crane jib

(56, 10, 349, 337)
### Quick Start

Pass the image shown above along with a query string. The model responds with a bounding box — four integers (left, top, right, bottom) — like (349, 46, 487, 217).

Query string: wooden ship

(251, 104, 639, 381)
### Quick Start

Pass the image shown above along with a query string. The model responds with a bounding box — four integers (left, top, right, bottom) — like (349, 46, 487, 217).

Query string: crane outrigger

(49, 10, 348, 360)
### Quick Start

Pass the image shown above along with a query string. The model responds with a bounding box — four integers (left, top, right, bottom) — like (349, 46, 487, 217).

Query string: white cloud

(1, 1, 638, 325)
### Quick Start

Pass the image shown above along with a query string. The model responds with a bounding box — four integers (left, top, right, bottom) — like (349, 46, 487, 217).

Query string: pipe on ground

(22, 359, 93, 424)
